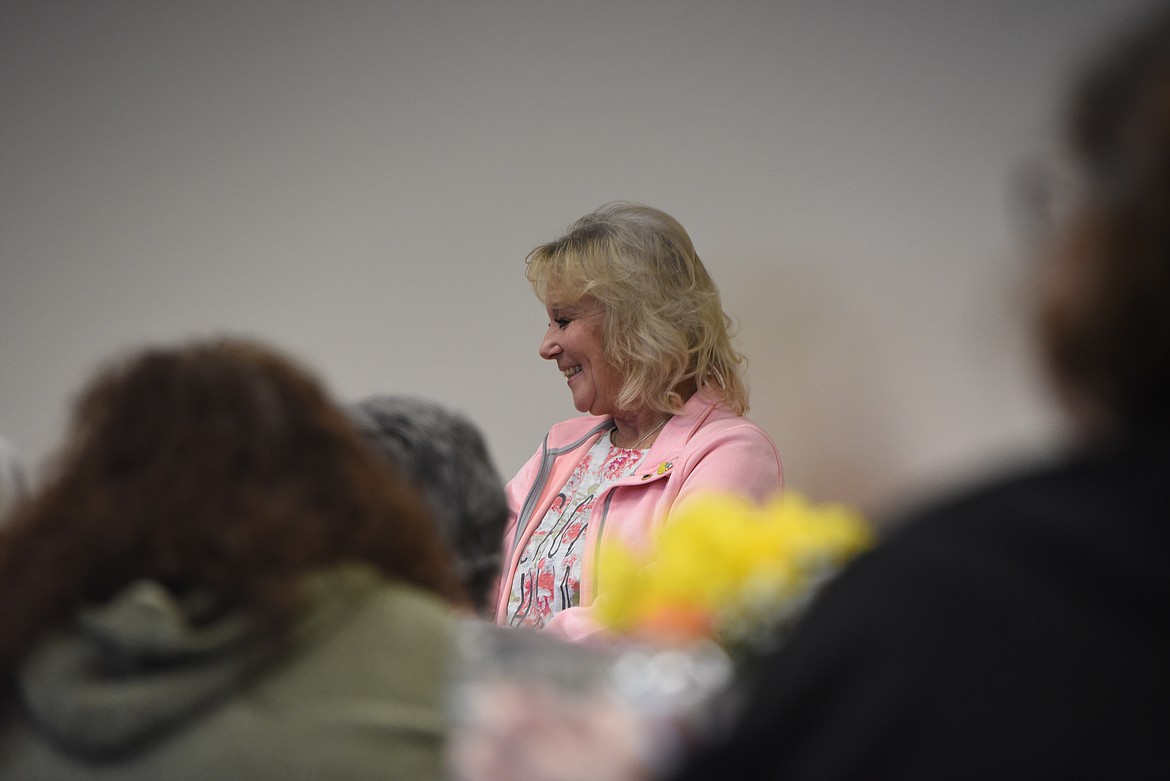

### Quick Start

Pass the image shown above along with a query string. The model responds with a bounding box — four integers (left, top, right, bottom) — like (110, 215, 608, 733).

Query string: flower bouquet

(595, 491, 873, 659)
(446, 492, 871, 781)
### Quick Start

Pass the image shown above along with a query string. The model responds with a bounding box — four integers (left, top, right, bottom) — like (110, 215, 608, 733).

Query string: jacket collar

(545, 386, 726, 458)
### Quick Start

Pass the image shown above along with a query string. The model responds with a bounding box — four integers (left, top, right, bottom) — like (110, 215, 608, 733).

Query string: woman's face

(538, 296, 624, 417)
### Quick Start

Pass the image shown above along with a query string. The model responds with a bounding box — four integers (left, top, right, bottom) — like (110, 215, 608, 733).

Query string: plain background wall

(0, 0, 1154, 521)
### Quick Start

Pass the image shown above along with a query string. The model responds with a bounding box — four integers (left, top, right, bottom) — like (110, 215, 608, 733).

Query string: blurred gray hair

(349, 396, 507, 613)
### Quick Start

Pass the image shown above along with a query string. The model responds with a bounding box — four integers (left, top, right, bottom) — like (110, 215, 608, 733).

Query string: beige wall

(0, 0, 1151, 520)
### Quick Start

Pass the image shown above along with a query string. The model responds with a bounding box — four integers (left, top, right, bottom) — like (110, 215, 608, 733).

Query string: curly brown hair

(0, 338, 466, 682)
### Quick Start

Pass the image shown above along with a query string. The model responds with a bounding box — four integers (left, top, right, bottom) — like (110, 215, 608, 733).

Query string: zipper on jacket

(511, 420, 615, 553)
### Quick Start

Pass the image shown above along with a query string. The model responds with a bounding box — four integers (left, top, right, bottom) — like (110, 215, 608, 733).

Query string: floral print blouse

(507, 435, 647, 629)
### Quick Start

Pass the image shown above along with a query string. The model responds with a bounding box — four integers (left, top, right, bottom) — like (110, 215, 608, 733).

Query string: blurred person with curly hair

(0, 338, 466, 781)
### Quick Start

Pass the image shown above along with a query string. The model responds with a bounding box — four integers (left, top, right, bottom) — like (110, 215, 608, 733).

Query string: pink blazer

(494, 388, 783, 641)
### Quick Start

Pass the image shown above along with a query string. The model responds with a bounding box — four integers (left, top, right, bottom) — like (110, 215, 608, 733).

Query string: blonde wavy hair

(526, 202, 748, 416)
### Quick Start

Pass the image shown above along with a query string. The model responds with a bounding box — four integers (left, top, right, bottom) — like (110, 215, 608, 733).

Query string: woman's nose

(539, 326, 560, 360)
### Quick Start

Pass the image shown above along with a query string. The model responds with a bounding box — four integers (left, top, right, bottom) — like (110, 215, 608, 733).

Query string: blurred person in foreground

(496, 202, 783, 640)
(350, 394, 508, 616)
(673, 8, 1170, 780)
(346, 396, 732, 781)
(0, 339, 466, 780)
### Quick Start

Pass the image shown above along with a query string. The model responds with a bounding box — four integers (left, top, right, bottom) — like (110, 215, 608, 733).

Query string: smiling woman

(538, 299, 615, 419)
(494, 202, 784, 640)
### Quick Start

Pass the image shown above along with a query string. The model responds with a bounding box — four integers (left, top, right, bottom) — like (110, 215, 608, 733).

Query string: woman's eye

(554, 318, 571, 329)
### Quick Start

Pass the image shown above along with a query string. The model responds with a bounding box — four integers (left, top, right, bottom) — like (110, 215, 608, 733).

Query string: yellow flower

(595, 491, 873, 652)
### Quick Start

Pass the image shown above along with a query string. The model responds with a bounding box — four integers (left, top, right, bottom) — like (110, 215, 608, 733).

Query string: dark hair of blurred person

(672, 7, 1170, 780)
(0, 338, 466, 780)
(350, 395, 508, 615)
(1039, 3, 1170, 434)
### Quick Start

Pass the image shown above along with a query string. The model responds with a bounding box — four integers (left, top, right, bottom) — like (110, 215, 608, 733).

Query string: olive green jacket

(0, 566, 456, 780)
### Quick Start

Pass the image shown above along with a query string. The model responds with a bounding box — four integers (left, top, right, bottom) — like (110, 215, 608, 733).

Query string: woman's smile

(538, 297, 621, 417)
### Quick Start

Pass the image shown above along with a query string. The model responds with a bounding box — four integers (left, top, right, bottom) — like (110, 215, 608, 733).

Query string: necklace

(614, 417, 669, 450)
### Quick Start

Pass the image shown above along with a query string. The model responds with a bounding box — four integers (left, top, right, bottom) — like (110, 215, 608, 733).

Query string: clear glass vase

(446, 620, 735, 781)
